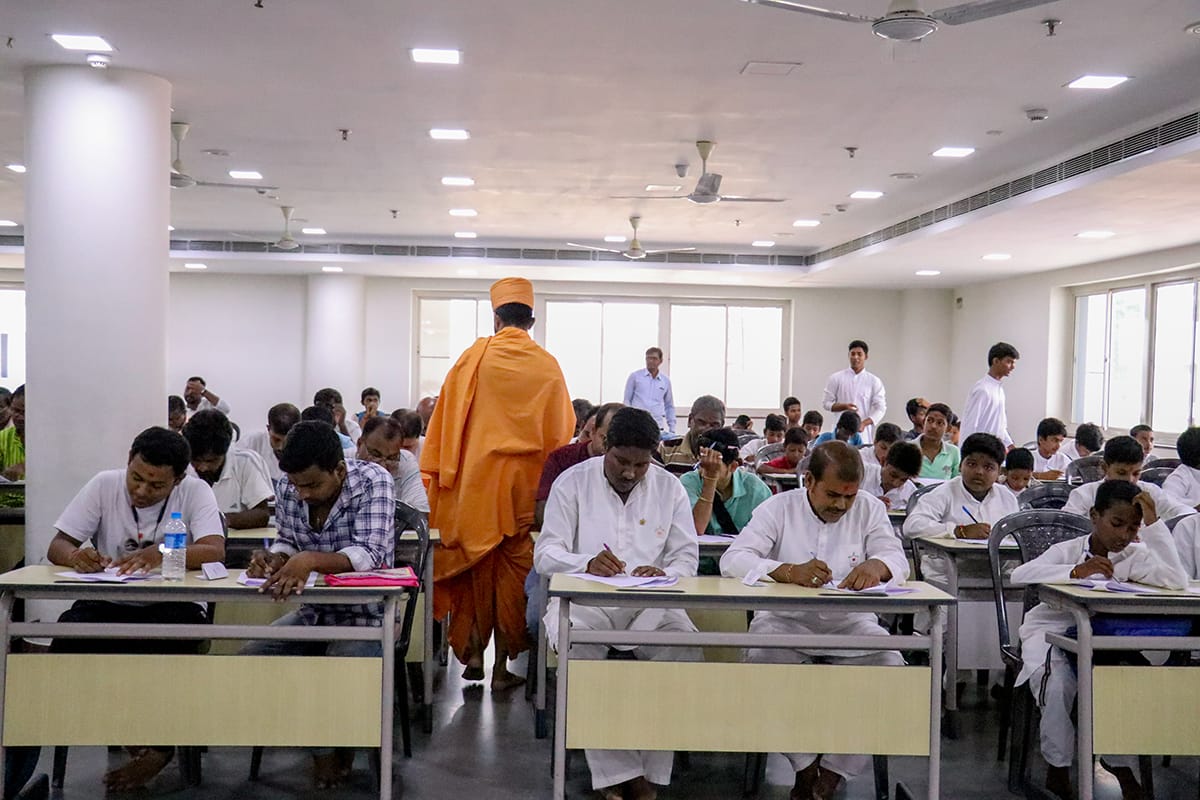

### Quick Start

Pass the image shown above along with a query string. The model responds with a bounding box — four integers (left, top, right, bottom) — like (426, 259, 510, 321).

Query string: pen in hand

(601, 543, 626, 575)
(961, 506, 980, 524)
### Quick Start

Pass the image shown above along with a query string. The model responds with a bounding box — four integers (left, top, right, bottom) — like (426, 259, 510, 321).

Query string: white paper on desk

(237, 570, 317, 588)
(820, 582, 915, 596)
(55, 567, 157, 583)
(1101, 580, 1160, 595)
(566, 573, 679, 589)
(697, 534, 736, 544)
(951, 535, 1017, 547)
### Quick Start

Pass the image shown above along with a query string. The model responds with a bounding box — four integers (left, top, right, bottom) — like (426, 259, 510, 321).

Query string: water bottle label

(163, 533, 187, 549)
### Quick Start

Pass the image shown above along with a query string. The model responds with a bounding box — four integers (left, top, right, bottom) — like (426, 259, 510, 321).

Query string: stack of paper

(566, 572, 679, 589)
(237, 570, 317, 589)
(55, 567, 156, 583)
(819, 582, 915, 596)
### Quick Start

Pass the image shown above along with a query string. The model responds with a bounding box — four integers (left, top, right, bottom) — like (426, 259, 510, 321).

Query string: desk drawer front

(1094, 666, 1200, 755)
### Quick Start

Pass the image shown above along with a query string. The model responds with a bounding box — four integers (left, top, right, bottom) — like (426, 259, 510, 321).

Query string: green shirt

(0, 426, 24, 476)
(918, 439, 960, 480)
(680, 468, 773, 533)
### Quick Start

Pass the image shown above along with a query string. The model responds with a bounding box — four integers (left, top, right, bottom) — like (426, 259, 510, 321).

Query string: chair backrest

(665, 462, 694, 476)
(987, 509, 1091, 655)
(1147, 456, 1181, 470)
(1020, 441, 1037, 451)
(393, 500, 431, 578)
(735, 430, 760, 447)
(755, 442, 785, 464)
(1065, 454, 1104, 485)
(905, 482, 940, 514)
(1139, 465, 1175, 487)
(1166, 514, 1190, 532)
(1017, 482, 1072, 510)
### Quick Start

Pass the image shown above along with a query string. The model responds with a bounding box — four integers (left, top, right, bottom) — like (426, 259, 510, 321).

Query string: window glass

(1106, 287, 1146, 429)
(669, 305, 727, 412)
(1151, 283, 1195, 432)
(726, 306, 783, 408)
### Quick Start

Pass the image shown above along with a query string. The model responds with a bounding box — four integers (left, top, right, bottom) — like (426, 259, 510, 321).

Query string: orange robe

(421, 326, 573, 661)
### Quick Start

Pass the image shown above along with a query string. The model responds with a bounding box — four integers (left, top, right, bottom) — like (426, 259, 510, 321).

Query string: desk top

(548, 574, 954, 609)
(915, 535, 1021, 554)
(1040, 582, 1200, 612)
(228, 526, 440, 543)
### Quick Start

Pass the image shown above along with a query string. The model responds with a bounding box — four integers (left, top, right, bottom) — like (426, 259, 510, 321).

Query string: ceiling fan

(611, 141, 785, 205)
(566, 216, 696, 260)
(170, 122, 278, 191)
(273, 206, 299, 250)
(740, 0, 1063, 42)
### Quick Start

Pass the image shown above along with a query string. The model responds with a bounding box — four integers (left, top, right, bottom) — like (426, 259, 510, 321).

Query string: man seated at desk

(355, 414, 428, 513)
(238, 402, 301, 483)
(658, 394, 724, 469)
(534, 407, 699, 800)
(861, 440, 921, 510)
(46, 426, 226, 791)
(184, 409, 274, 529)
(720, 441, 908, 800)
(241, 420, 394, 790)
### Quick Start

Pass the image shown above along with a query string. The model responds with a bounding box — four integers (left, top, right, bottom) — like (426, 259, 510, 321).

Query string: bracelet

(696, 496, 713, 504)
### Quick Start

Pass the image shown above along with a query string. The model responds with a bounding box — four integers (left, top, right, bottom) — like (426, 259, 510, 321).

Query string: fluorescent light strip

(603, 235, 627, 243)
(453, 231, 477, 239)
(792, 219, 820, 228)
(932, 146, 975, 158)
(429, 128, 470, 140)
(1068, 75, 1129, 90)
(228, 170, 263, 180)
(751, 240, 775, 247)
(850, 190, 883, 199)
(301, 227, 326, 235)
(981, 253, 1011, 261)
(411, 48, 461, 65)
(51, 34, 113, 51)
(168, 225, 175, 232)
(322, 266, 344, 273)
(0, 220, 17, 227)
(5, 164, 25, 174)
(183, 262, 207, 270)
(441, 176, 475, 187)
(644, 184, 682, 192)
(915, 270, 941, 277)
(449, 208, 477, 217)
(1076, 230, 1115, 239)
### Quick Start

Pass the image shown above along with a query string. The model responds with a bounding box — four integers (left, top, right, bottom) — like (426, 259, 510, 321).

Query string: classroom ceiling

(1, 0, 1200, 287)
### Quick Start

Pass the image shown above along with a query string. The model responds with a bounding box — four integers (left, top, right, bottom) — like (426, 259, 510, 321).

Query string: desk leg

(942, 556, 960, 739)
(381, 597, 397, 800)
(0, 591, 12, 774)
(552, 598, 570, 800)
(535, 572, 550, 740)
(1072, 606, 1093, 800)
(423, 550, 434, 734)
(928, 604, 944, 800)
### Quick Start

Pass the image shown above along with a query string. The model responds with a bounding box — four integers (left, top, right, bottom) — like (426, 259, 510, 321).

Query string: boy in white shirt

(1062, 436, 1195, 520)
(1032, 417, 1071, 481)
(958, 341, 1019, 448)
(1130, 425, 1155, 464)
(184, 409, 274, 529)
(862, 440, 921, 510)
(1162, 426, 1200, 510)
(1064, 422, 1104, 461)
(741, 413, 786, 463)
(1011, 481, 1187, 800)
(861, 422, 903, 469)
(721, 441, 908, 800)
(1001, 448, 1037, 495)
(534, 408, 699, 800)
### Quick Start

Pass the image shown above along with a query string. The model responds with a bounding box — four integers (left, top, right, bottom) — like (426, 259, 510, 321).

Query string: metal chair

(1139, 465, 1175, 487)
(1145, 456, 1181, 471)
(902, 483, 941, 582)
(1065, 455, 1104, 485)
(1165, 514, 1189, 532)
(754, 442, 785, 465)
(1017, 482, 1073, 510)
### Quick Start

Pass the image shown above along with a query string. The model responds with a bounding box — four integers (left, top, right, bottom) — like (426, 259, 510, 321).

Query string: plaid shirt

(273, 460, 395, 626)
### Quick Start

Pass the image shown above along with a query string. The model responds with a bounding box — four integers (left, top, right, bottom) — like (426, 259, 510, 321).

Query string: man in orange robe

(421, 277, 574, 689)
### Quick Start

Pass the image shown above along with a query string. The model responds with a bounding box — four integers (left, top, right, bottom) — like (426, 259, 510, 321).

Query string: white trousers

(744, 612, 904, 780)
(1030, 648, 1135, 770)
(547, 603, 702, 790)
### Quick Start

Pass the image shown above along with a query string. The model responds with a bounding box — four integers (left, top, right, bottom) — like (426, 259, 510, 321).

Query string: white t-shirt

(54, 469, 225, 560)
(1033, 450, 1071, 475)
(189, 448, 274, 515)
(1163, 464, 1200, 509)
(238, 429, 282, 482)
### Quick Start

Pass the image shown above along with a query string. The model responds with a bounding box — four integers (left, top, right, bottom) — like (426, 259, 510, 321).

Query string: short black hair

(763, 413, 787, 433)
(593, 402, 624, 431)
(848, 339, 868, 354)
(1103, 435, 1144, 466)
(267, 403, 302, 436)
(187, 376, 206, 386)
(605, 407, 660, 451)
(875, 422, 903, 445)
(947, 413, 960, 429)
(1177, 427, 1200, 469)
(808, 441, 864, 484)
(1094, 479, 1141, 514)
(926, 402, 952, 421)
(129, 427, 191, 478)
(361, 387, 380, 403)
(784, 427, 809, 447)
(167, 395, 185, 416)
(391, 410, 423, 439)
(1037, 417, 1068, 440)
(987, 342, 1020, 367)
(905, 397, 928, 419)
(182, 409, 233, 459)
(313, 388, 343, 408)
(836, 410, 861, 434)
(572, 398, 595, 428)
(698, 428, 741, 464)
(961, 433, 1005, 466)
(887, 441, 922, 476)
(645, 346, 663, 359)
(1004, 448, 1034, 471)
(802, 410, 823, 427)
(495, 302, 534, 329)
(12, 384, 25, 400)
(301, 404, 336, 426)
(734, 414, 752, 427)
(782, 396, 801, 411)
(1074, 423, 1105, 453)
(1130, 424, 1153, 437)
(362, 415, 403, 441)
(279, 420, 345, 473)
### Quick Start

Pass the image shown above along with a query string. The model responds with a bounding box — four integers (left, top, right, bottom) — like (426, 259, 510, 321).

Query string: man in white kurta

(534, 407, 699, 800)
(720, 441, 908, 799)
(958, 342, 1019, 449)
(1162, 427, 1200, 510)
(821, 340, 886, 444)
(1062, 436, 1196, 521)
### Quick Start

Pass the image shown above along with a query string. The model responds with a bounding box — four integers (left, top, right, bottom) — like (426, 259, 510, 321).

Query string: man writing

(182, 376, 230, 420)
(422, 277, 574, 690)
(822, 340, 887, 444)
(624, 346, 676, 436)
(183, 409, 274, 529)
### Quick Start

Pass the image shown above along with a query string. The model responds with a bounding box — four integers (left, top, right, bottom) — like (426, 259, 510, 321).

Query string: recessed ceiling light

(752, 240, 775, 247)
(981, 253, 1011, 261)
(915, 270, 941, 277)
(301, 227, 326, 235)
(51, 34, 113, 52)
(792, 219, 820, 228)
(453, 231, 478, 239)
(457, 268, 480, 277)
(449, 208, 478, 217)
(183, 262, 207, 270)
(5, 164, 25, 174)
(644, 184, 682, 192)
(441, 176, 475, 187)
(228, 170, 263, 180)
(1067, 75, 1129, 90)
(604, 235, 627, 243)
(1076, 230, 1115, 239)
(932, 146, 975, 158)
(850, 190, 884, 199)
(322, 266, 344, 273)
(0, 220, 18, 227)
(167, 225, 175, 232)
(429, 128, 470, 140)
(411, 48, 461, 65)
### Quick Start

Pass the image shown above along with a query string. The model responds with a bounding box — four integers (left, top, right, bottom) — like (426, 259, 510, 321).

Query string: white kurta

(238, 429, 282, 482)
(1033, 450, 1071, 475)
(821, 367, 887, 444)
(902, 476, 1019, 583)
(1163, 464, 1200, 509)
(958, 374, 1011, 448)
(1173, 514, 1200, 579)
(1062, 480, 1195, 520)
(861, 462, 915, 510)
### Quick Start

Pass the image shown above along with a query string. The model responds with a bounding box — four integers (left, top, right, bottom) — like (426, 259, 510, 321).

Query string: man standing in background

(959, 342, 1019, 451)
(422, 277, 574, 690)
(624, 346, 676, 436)
(822, 340, 887, 444)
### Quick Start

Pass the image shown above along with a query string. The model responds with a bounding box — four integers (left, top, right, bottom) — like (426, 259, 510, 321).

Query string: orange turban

(490, 277, 534, 310)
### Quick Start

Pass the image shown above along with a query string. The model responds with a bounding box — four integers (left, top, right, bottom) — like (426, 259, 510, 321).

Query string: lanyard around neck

(130, 488, 172, 544)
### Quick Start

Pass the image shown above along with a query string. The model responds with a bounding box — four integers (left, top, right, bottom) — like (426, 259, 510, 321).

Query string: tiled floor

(35, 655, 1200, 798)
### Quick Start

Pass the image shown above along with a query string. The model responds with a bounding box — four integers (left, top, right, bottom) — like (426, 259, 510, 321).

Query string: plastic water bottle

(161, 512, 187, 581)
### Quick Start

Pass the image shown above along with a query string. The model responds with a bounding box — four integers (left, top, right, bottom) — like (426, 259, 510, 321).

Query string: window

(416, 298, 491, 399)
(669, 304, 783, 410)
(543, 301, 658, 402)
(1151, 282, 1196, 433)
(0, 290, 25, 388)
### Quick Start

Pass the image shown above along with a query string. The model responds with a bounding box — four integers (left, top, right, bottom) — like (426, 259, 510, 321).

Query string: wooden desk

(912, 535, 1020, 732)
(1040, 583, 1200, 800)
(0, 564, 406, 800)
(548, 574, 954, 800)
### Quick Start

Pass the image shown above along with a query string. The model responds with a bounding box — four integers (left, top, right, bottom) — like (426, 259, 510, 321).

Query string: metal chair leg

(50, 747, 67, 789)
(249, 746, 263, 780)
(872, 755, 889, 800)
(1137, 755, 1155, 800)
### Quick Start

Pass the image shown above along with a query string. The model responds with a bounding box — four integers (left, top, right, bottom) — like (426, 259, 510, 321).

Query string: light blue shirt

(624, 369, 675, 433)
(814, 431, 864, 448)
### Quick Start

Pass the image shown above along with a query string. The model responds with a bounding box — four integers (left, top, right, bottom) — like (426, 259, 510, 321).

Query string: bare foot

(491, 668, 526, 691)
(812, 766, 845, 800)
(103, 748, 173, 792)
(627, 776, 658, 800)
(462, 661, 485, 682)
(596, 784, 624, 800)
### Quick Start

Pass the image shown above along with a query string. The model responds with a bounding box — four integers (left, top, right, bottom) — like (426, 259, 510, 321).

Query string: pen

(603, 542, 625, 574)
(961, 506, 980, 524)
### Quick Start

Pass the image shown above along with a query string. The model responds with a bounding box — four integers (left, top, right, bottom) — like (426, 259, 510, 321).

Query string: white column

(23, 66, 170, 575)
(304, 274, 365, 403)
